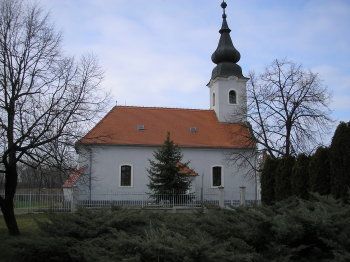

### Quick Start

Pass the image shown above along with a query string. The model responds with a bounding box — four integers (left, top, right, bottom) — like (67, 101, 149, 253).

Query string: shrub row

(6, 196, 350, 261)
(261, 121, 350, 204)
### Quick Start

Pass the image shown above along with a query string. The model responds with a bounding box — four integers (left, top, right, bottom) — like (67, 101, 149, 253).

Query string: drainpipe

(240, 186, 246, 206)
(254, 170, 258, 202)
(201, 172, 204, 204)
(89, 147, 92, 201)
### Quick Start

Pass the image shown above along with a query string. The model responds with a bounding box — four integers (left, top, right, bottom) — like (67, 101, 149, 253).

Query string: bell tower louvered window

(229, 90, 236, 104)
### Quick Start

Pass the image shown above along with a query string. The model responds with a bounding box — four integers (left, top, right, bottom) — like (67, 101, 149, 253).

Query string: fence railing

(12, 193, 71, 213)
(77, 192, 202, 209)
(1, 191, 260, 214)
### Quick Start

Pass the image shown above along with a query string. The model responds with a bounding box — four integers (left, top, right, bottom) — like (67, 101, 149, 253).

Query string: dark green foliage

(330, 121, 350, 201)
(4, 196, 350, 261)
(12, 238, 85, 262)
(291, 154, 310, 199)
(267, 195, 350, 261)
(148, 132, 192, 194)
(274, 156, 295, 201)
(260, 156, 278, 205)
(309, 147, 331, 195)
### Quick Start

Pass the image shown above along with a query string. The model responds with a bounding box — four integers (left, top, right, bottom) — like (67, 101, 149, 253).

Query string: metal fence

(77, 192, 201, 209)
(12, 192, 71, 213)
(1, 191, 260, 214)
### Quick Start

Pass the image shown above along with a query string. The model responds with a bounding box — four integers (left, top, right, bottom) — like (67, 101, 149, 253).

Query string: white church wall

(77, 145, 257, 201)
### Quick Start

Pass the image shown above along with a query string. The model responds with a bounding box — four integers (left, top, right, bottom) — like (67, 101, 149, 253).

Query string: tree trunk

(0, 164, 20, 235)
(2, 96, 21, 235)
(0, 198, 20, 235)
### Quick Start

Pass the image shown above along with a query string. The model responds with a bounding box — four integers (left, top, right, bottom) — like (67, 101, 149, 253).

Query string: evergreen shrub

(8, 196, 350, 261)
(291, 154, 310, 199)
(148, 132, 192, 195)
(330, 121, 350, 201)
(260, 156, 278, 205)
(309, 146, 331, 195)
(274, 156, 295, 201)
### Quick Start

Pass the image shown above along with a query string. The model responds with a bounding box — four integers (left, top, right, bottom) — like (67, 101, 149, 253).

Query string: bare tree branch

(246, 59, 332, 158)
(0, 0, 109, 235)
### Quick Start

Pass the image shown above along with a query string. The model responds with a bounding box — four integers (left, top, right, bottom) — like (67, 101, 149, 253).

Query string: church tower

(208, 1, 248, 123)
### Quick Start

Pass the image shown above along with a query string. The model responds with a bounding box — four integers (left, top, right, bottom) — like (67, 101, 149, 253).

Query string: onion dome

(211, 1, 244, 80)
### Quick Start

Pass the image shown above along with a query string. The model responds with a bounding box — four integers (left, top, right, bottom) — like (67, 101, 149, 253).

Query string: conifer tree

(309, 146, 331, 195)
(330, 122, 350, 200)
(274, 157, 295, 201)
(260, 156, 278, 205)
(291, 154, 310, 199)
(147, 132, 192, 195)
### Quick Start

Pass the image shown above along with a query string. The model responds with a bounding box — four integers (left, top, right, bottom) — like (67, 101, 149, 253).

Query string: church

(67, 1, 259, 204)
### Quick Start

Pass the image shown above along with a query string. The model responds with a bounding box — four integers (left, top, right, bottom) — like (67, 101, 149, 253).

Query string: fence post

(218, 186, 224, 208)
(200, 187, 204, 206)
(240, 186, 246, 206)
(28, 190, 32, 213)
(71, 186, 79, 212)
(172, 189, 175, 208)
(201, 173, 204, 206)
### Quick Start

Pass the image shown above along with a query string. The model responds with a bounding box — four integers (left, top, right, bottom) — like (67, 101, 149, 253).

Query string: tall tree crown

(0, 0, 108, 235)
(247, 59, 331, 158)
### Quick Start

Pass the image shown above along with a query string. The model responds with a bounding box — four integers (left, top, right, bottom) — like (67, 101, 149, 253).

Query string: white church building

(65, 1, 259, 205)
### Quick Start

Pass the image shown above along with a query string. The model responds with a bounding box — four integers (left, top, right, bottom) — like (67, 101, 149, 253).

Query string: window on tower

(213, 93, 215, 106)
(229, 90, 237, 104)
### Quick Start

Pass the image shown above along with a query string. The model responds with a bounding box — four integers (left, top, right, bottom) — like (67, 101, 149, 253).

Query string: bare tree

(0, 0, 108, 235)
(227, 59, 332, 199)
(247, 59, 331, 158)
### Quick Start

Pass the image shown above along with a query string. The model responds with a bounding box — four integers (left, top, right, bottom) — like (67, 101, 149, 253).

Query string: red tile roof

(78, 106, 254, 149)
(177, 162, 198, 177)
(63, 167, 86, 188)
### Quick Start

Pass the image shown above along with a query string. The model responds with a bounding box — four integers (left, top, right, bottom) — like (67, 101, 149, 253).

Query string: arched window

(212, 166, 223, 187)
(120, 165, 132, 187)
(229, 90, 237, 104)
(212, 93, 215, 106)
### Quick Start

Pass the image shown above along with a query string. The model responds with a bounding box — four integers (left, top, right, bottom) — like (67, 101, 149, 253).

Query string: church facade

(70, 1, 259, 203)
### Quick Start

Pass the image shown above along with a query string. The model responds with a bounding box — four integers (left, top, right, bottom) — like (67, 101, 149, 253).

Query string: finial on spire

(219, 1, 230, 34)
(221, 0, 227, 18)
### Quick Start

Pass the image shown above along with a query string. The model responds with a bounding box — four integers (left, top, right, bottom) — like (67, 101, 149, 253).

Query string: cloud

(38, 0, 217, 109)
(312, 65, 350, 115)
(37, 0, 350, 120)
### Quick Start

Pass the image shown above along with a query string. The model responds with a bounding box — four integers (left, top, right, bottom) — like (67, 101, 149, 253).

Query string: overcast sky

(39, 0, 349, 130)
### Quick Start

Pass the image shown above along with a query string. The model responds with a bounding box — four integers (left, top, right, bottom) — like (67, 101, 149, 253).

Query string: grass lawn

(0, 213, 47, 235)
(0, 213, 48, 261)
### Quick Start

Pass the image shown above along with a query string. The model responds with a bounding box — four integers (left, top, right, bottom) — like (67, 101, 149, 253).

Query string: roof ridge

(116, 105, 213, 112)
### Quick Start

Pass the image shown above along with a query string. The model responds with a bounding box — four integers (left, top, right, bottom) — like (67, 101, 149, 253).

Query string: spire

(210, 0, 244, 80)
